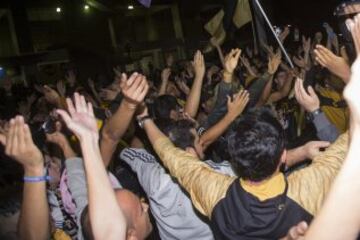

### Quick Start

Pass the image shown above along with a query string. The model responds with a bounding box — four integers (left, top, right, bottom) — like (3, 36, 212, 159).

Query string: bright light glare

(84, 5, 89, 10)
(56, 7, 61, 13)
(128, 5, 134, 10)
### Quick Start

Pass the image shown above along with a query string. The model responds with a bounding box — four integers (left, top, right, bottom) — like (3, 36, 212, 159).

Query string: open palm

(57, 93, 98, 140)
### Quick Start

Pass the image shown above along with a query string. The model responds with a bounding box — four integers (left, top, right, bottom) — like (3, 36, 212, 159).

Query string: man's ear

(127, 228, 138, 240)
(185, 147, 197, 156)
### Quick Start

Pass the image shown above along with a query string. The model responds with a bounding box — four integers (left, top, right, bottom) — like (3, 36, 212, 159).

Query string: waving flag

(138, 0, 152, 8)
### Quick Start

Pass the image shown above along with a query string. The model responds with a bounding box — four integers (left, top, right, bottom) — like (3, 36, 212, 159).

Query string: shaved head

(114, 189, 152, 239)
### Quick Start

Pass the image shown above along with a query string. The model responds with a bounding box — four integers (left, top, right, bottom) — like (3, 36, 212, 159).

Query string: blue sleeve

(312, 112, 340, 143)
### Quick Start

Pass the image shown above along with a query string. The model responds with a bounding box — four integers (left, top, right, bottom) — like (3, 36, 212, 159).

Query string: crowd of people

(1, 9, 360, 240)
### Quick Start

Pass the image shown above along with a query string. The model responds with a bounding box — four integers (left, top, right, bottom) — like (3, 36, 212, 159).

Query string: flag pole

(254, 0, 295, 69)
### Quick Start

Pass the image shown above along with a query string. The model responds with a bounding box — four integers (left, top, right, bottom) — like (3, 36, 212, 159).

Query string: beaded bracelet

(23, 175, 52, 183)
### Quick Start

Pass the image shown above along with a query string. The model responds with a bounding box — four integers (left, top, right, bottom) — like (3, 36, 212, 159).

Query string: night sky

(271, 0, 343, 32)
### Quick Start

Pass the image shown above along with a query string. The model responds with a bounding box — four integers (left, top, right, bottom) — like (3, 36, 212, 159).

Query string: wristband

(23, 175, 52, 183)
(137, 115, 152, 129)
(306, 109, 322, 121)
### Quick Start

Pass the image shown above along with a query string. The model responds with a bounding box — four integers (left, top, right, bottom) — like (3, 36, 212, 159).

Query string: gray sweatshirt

(64, 158, 122, 240)
(121, 148, 237, 240)
(121, 148, 214, 240)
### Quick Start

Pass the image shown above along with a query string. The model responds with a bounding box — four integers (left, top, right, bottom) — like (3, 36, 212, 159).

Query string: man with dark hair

(119, 92, 250, 240)
(227, 108, 286, 181)
(162, 119, 197, 148)
(142, 106, 347, 239)
(151, 95, 182, 120)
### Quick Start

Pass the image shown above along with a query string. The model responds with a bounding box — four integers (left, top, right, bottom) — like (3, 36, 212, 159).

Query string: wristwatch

(306, 109, 322, 121)
(137, 115, 152, 129)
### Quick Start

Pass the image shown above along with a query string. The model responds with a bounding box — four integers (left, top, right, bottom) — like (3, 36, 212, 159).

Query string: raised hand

(46, 127, 77, 159)
(345, 14, 360, 124)
(303, 141, 331, 159)
(283, 26, 290, 37)
(166, 54, 174, 68)
(261, 41, 275, 57)
(43, 85, 61, 106)
(56, 80, 66, 97)
(241, 56, 251, 69)
(294, 78, 320, 113)
(65, 70, 76, 86)
(100, 88, 119, 101)
(345, 56, 360, 127)
(302, 36, 311, 53)
(120, 72, 149, 109)
(280, 26, 291, 43)
(323, 22, 335, 36)
(224, 48, 242, 74)
(314, 32, 323, 44)
(192, 50, 205, 78)
(293, 56, 306, 69)
(113, 66, 122, 78)
(268, 50, 282, 75)
(46, 131, 68, 147)
(175, 77, 190, 95)
(347, 15, 360, 54)
(314, 45, 351, 82)
(56, 93, 98, 140)
(206, 65, 220, 84)
(0, 116, 43, 173)
(226, 90, 250, 120)
(280, 221, 308, 240)
(161, 68, 171, 84)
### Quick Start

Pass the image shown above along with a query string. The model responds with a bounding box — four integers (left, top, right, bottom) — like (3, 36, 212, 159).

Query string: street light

(128, 5, 134, 10)
(56, 7, 61, 13)
(84, 4, 89, 10)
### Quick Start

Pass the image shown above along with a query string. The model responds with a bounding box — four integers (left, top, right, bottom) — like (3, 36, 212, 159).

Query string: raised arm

(256, 51, 282, 106)
(302, 37, 312, 71)
(223, 48, 242, 83)
(158, 68, 171, 96)
(46, 128, 77, 159)
(211, 38, 225, 68)
(314, 45, 351, 83)
(140, 108, 236, 218)
(268, 72, 294, 103)
(43, 85, 66, 109)
(294, 78, 339, 142)
(184, 50, 206, 118)
(100, 73, 149, 167)
(286, 141, 330, 168)
(305, 16, 360, 239)
(202, 49, 242, 128)
(0, 116, 50, 240)
(200, 89, 249, 150)
(45, 130, 89, 232)
(88, 78, 102, 105)
(57, 93, 126, 240)
(240, 56, 258, 77)
(279, 26, 290, 44)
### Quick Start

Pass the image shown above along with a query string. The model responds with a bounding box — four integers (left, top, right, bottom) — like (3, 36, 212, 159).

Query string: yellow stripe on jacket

(287, 132, 349, 216)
